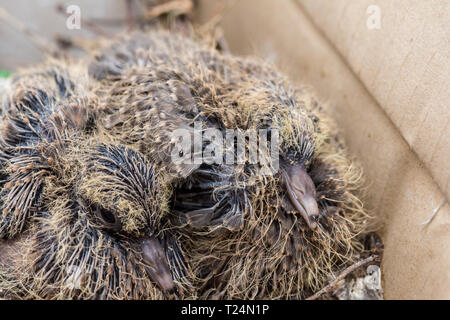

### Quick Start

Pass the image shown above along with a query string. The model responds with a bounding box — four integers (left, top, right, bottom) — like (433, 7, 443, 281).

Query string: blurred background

(0, 0, 139, 69)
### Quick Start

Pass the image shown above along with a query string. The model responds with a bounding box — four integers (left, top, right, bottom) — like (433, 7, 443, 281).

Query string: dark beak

(282, 164, 319, 229)
(141, 236, 176, 293)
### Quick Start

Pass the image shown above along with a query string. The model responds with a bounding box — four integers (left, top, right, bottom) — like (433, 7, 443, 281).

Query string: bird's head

(78, 143, 175, 291)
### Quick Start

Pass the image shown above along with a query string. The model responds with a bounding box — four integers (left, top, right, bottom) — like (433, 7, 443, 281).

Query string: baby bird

(0, 61, 191, 299)
(90, 31, 373, 299)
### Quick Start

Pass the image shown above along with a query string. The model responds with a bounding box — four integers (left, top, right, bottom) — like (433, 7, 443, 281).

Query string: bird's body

(91, 31, 373, 299)
(0, 30, 374, 299)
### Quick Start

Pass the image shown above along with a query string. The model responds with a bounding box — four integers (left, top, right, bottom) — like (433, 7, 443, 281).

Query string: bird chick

(0, 61, 191, 299)
(90, 31, 374, 299)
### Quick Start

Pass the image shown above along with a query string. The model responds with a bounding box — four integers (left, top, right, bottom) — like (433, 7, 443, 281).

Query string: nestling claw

(282, 164, 319, 229)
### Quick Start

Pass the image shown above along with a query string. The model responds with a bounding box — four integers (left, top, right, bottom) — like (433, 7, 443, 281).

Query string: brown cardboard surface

(196, 0, 450, 299)
(297, 0, 450, 202)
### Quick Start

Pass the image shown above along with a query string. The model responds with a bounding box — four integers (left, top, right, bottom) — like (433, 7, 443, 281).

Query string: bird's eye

(100, 209, 116, 224)
(92, 204, 122, 231)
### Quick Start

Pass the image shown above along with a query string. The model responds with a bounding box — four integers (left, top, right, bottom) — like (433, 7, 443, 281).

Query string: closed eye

(91, 203, 122, 231)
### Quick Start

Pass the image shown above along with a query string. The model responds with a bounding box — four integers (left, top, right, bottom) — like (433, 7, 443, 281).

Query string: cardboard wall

(196, 0, 450, 299)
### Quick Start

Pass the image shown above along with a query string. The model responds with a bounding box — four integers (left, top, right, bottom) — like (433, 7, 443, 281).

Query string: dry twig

(125, 0, 135, 31)
(147, 0, 193, 19)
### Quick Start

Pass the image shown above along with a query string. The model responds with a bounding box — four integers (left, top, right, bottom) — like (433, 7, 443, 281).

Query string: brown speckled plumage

(90, 31, 374, 299)
(0, 30, 375, 299)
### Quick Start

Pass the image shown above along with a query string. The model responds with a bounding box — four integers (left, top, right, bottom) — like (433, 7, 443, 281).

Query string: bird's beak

(282, 164, 319, 230)
(141, 237, 176, 293)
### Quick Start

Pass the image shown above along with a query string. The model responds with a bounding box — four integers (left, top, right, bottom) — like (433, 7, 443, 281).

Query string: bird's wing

(0, 61, 91, 238)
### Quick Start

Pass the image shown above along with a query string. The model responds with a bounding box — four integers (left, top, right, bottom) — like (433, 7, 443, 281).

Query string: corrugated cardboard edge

(195, 0, 450, 299)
